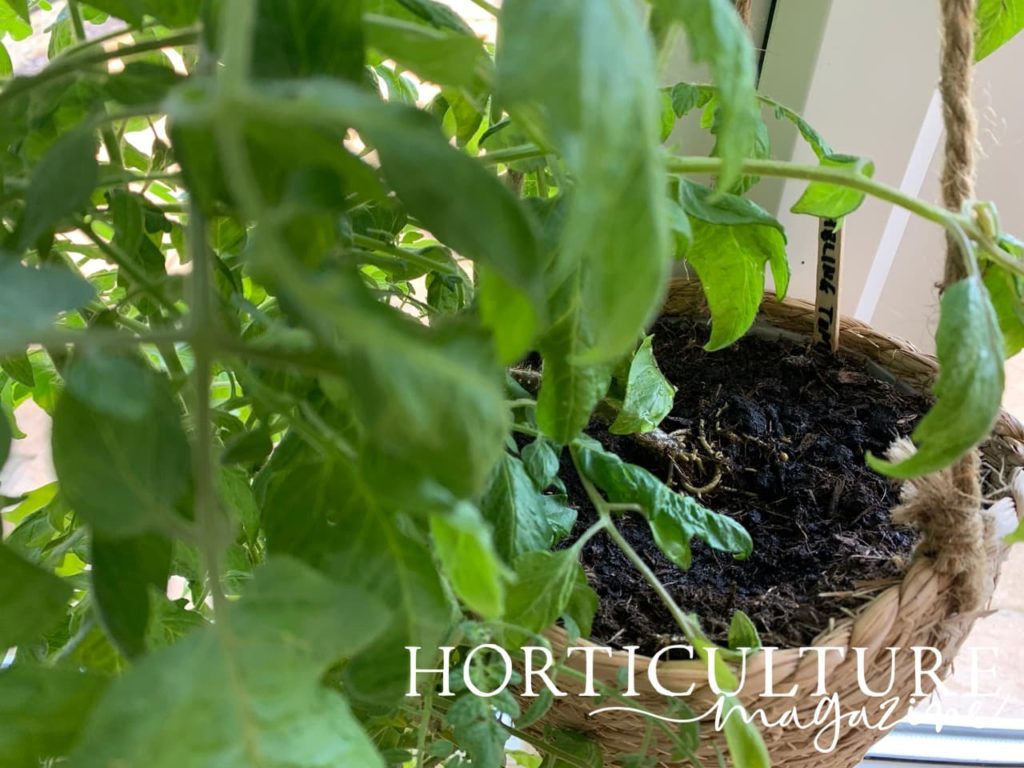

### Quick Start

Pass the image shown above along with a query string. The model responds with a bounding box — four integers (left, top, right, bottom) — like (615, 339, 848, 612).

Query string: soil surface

(562, 317, 932, 653)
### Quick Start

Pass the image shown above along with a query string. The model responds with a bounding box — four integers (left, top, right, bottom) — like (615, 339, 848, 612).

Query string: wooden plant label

(814, 218, 844, 352)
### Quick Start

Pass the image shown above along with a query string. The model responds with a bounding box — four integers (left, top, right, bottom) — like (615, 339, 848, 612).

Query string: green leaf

(430, 502, 509, 619)
(0, 0, 29, 39)
(521, 436, 561, 489)
(676, 177, 785, 232)
(983, 263, 1024, 357)
(676, 180, 789, 350)
(0, 261, 94, 347)
(868, 277, 1005, 477)
(1007, 517, 1024, 544)
(669, 196, 694, 257)
(480, 453, 577, 562)
(63, 351, 157, 420)
(18, 128, 98, 249)
(364, 14, 488, 88)
(536, 307, 615, 443)
(3, 352, 35, 388)
(91, 532, 172, 658)
(70, 557, 388, 768)
(976, 0, 1024, 60)
(221, 427, 274, 468)
(217, 466, 261, 546)
(106, 191, 145, 260)
(669, 82, 715, 118)
(727, 610, 761, 651)
(563, 567, 599, 639)
(653, 0, 759, 190)
(261, 456, 453, 701)
(85, 0, 199, 26)
(610, 335, 677, 435)
(572, 436, 752, 568)
(791, 154, 876, 220)
(497, 0, 671, 363)
(722, 698, 770, 768)
(0, 542, 71, 648)
(47, 9, 76, 60)
(425, 266, 471, 316)
(52, 357, 191, 536)
(169, 80, 385, 217)
(1, 0, 28, 23)
(0, 665, 110, 767)
(103, 61, 183, 106)
(366, 0, 474, 35)
(0, 41, 11, 77)
(274, 267, 509, 498)
(542, 729, 605, 768)
(202, 0, 360, 79)
(504, 549, 583, 633)
(228, 78, 545, 356)
(446, 694, 509, 768)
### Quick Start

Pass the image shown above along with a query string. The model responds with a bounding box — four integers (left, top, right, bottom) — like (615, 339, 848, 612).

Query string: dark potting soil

(561, 316, 932, 654)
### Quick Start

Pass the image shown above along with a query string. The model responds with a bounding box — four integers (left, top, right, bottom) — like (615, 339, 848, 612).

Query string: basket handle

(939, 0, 978, 286)
(923, 0, 987, 613)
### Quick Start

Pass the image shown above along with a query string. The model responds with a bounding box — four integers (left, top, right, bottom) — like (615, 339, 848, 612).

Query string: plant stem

(573, 462, 704, 642)
(351, 234, 459, 275)
(0, 30, 200, 110)
(187, 198, 227, 601)
(483, 144, 1024, 279)
(602, 512, 702, 638)
(66, 1, 87, 43)
(571, 517, 609, 550)
(665, 155, 959, 231)
(506, 398, 536, 410)
(0, 327, 189, 359)
(480, 144, 550, 166)
(414, 683, 434, 768)
(465, 0, 500, 15)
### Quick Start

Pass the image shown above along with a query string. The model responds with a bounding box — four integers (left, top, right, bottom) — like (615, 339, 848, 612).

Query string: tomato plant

(1, 1, 1022, 766)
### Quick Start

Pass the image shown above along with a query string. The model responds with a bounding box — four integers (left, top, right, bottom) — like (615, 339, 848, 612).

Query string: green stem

(573, 462, 703, 642)
(481, 143, 951, 226)
(602, 511, 701, 638)
(187, 199, 228, 608)
(351, 234, 459, 275)
(571, 517, 609, 550)
(0, 326, 188, 359)
(414, 683, 434, 768)
(0, 30, 200, 109)
(505, 398, 536, 410)
(480, 143, 550, 166)
(218, 0, 256, 95)
(54, 19, 165, 59)
(482, 144, 1014, 279)
(66, 1, 87, 43)
(465, 0, 500, 15)
(674, 156, 950, 224)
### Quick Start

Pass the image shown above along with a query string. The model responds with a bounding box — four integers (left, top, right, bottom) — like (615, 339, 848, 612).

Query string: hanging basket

(529, 278, 1023, 768)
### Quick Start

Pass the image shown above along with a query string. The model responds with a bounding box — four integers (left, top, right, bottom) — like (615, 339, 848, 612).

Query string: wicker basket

(532, 279, 1024, 767)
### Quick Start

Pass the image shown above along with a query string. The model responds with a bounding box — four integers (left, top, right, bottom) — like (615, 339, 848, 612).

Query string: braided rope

(939, 0, 979, 286)
(933, 0, 988, 614)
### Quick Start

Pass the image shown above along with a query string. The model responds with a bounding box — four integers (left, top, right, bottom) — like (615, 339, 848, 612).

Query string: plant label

(815, 218, 844, 352)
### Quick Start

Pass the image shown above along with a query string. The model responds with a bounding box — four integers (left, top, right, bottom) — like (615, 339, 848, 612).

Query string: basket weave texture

(533, 279, 1023, 768)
